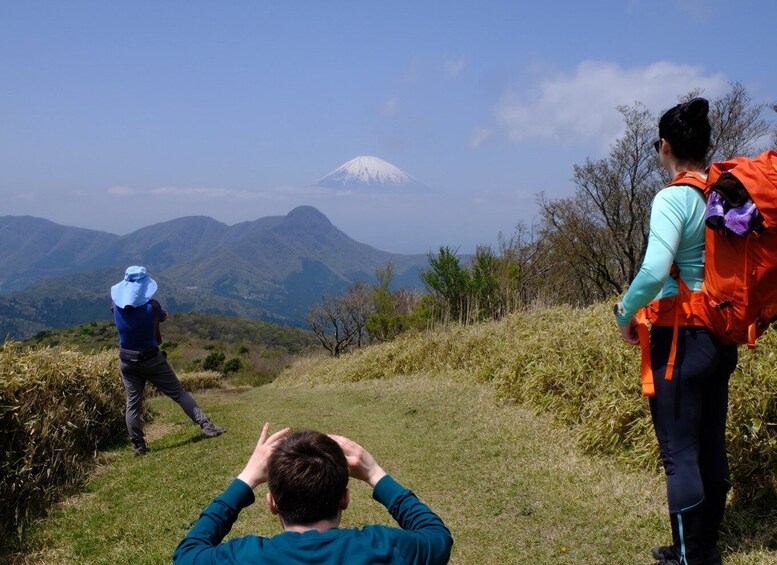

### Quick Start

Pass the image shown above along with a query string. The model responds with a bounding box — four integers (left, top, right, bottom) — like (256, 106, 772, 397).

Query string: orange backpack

(636, 150, 777, 396)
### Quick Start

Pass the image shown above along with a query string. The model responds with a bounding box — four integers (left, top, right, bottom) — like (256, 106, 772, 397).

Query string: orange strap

(635, 264, 706, 397)
(635, 309, 654, 397)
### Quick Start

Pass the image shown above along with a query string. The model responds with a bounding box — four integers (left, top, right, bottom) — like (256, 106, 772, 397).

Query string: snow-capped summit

(314, 156, 420, 189)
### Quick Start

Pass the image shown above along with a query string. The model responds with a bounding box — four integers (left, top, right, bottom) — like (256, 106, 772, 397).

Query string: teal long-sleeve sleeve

(173, 475, 453, 565)
(616, 184, 706, 324)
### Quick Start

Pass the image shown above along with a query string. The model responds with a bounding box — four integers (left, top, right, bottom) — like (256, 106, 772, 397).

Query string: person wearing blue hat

(111, 266, 224, 456)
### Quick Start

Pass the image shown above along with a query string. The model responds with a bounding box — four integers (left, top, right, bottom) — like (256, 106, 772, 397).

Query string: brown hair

(267, 430, 349, 525)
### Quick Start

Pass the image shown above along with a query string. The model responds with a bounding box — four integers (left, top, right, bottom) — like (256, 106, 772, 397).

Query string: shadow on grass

(0, 432, 129, 564)
(146, 430, 228, 454)
(722, 490, 777, 554)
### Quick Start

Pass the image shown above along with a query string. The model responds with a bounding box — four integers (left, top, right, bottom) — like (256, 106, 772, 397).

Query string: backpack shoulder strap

(666, 171, 708, 192)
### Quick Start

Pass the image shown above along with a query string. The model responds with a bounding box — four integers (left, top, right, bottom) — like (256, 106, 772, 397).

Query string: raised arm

(173, 424, 290, 564)
(329, 434, 453, 564)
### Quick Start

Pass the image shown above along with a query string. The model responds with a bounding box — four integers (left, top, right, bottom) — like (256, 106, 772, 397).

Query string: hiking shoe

(133, 443, 150, 456)
(201, 421, 225, 438)
(652, 545, 679, 564)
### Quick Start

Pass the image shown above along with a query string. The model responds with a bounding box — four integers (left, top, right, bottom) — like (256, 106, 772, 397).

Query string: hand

(329, 435, 387, 488)
(237, 423, 291, 489)
(618, 317, 640, 346)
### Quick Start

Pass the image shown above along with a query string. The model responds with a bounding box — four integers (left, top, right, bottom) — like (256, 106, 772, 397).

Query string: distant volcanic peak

(283, 205, 332, 227)
(315, 156, 417, 189)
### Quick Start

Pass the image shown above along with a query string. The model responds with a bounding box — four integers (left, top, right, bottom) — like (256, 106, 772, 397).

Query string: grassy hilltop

(4, 303, 777, 564)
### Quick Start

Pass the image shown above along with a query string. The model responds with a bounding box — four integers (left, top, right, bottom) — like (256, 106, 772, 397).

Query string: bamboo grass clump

(280, 301, 777, 500)
(177, 370, 225, 392)
(0, 343, 125, 546)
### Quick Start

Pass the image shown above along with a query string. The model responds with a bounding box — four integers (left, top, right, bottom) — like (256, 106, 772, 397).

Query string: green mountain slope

(0, 207, 427, 338)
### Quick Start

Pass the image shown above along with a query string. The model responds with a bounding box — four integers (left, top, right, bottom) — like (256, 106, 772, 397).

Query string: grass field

(20, 368, 777, 564)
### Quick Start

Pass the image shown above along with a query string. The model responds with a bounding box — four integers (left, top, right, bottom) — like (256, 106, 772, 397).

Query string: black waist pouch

(119, 348, 159, 363)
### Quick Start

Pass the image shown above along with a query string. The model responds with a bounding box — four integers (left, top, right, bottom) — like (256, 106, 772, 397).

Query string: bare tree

(393, 287, 420, 316)
(539, 102, 660, 301)
(306, 294, 358, 357)
(771, 104, 777, 148)
(537, 83, 775, 307)
(306, 282, 375, 356)
(496, 221, 548, 309)
(704, 82, 771, 161)
(342, 281, 373, 348)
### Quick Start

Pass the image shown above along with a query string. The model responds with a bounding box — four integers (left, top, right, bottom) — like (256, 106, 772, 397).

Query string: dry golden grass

(278, 302, 777, 500)
(0, 344, 124, 548)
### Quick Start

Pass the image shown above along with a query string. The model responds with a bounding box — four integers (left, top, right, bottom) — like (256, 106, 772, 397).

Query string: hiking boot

(201, 421, 225, 438)
(132, 442, 150, 456)
(652, 545, 680, 564)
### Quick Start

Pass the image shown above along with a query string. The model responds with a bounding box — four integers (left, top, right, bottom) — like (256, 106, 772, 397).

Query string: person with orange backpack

(614, 98, 738, 565)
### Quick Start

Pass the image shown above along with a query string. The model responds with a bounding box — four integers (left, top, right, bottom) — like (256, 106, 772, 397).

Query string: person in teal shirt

(614, 99, 737, 565)
(173, 424, 453, 564)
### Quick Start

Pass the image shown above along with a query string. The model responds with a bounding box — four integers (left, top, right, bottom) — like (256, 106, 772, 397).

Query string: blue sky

(2, 1, 775, 253)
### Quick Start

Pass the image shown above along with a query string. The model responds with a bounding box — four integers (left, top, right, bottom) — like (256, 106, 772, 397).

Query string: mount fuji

(314, 156, 425, 190)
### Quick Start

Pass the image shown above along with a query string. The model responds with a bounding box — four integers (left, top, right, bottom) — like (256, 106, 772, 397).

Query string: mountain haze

(0, 207, 427, 339)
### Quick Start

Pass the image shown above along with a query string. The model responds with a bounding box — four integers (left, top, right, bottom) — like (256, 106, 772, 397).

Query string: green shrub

(223, 358, 241, 374)
(0, 343, 126, 547)
(202, 352, 225, 372)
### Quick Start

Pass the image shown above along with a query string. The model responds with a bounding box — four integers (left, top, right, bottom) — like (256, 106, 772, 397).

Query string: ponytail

(658, 97, 711, 165)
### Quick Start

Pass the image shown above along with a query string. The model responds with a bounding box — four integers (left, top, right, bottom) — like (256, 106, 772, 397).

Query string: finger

(266, 427, 292, 446)
(329, 435, 355, 454)
(258, 422, 270, 445)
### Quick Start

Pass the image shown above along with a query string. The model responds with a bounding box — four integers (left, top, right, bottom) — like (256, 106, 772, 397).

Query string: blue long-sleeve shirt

(616, 184, 706, 324)
(173, 475, 453, 565)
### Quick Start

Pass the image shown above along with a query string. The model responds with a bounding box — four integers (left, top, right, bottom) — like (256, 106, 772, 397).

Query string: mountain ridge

(0, 206, 428, 339)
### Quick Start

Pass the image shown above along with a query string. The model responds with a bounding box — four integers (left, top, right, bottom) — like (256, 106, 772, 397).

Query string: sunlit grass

(12, 300, 777, 563)
(20, 372, 776, 564)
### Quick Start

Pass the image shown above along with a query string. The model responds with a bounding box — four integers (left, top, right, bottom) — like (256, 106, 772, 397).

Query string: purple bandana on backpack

(705, 190, 760, 236)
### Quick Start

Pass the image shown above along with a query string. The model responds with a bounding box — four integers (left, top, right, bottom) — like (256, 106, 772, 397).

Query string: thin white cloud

(150, 186, 231, 198)
(108, 185, 275, 200)
(470, 127, 494, 148)
(444, 57, 465, 78)
(489, 60, 728, 148)
(380, 97, 399, 116)
(107, 185, 136, 196)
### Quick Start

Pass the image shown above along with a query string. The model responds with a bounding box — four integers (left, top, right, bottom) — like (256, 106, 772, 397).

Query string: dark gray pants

(120, 351, 208, 445)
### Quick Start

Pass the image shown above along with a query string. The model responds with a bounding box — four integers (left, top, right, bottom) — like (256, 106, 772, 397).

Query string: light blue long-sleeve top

(616, 184, 706, 324)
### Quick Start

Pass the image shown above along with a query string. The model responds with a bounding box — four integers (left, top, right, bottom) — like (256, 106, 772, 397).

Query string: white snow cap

(315, 156, 417, 189)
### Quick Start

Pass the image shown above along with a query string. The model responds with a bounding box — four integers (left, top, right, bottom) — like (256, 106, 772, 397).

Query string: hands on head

(237, 423, 387, 490)
(237, 423, 292, 489)
(328, 434, 387, 488)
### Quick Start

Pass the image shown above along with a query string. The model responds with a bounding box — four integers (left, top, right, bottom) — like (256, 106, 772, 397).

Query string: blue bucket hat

(111, 266, 158, 308)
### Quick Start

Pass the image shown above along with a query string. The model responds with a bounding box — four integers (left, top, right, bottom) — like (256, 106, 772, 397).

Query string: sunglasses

(653, 139, 662, 153)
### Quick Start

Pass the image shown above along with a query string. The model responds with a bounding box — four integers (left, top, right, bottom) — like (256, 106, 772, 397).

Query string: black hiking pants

(649, 326, 737, 514)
